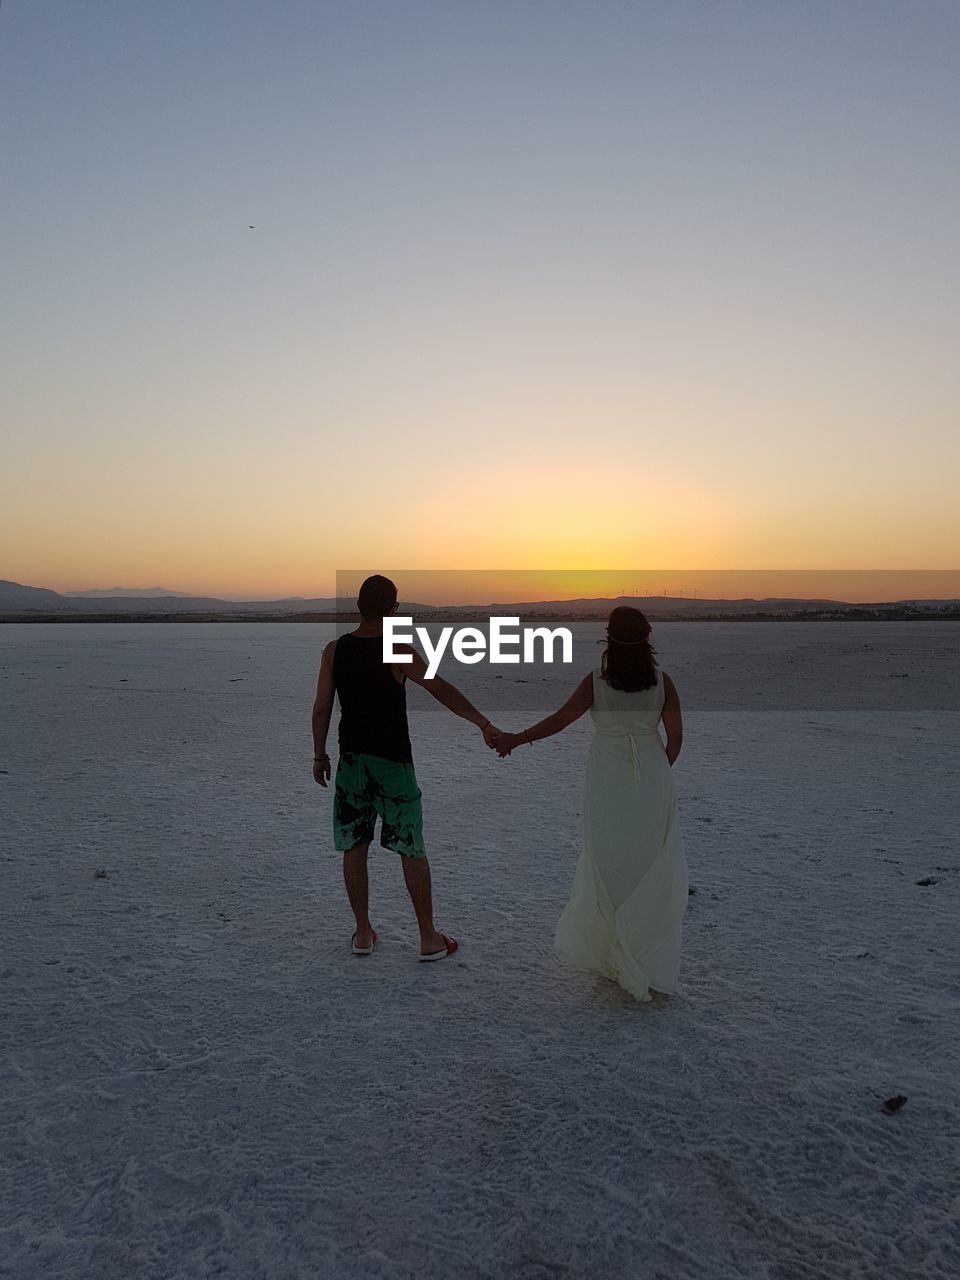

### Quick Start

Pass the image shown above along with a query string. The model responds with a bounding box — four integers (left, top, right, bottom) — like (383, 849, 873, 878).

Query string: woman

(492, 607, 687, 1003)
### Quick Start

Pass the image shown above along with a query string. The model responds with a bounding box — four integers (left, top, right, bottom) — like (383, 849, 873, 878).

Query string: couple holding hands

(312, 576, 687, 1001)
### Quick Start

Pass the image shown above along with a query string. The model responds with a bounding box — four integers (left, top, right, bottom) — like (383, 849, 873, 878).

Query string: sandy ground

(1, 622, 958, 1279)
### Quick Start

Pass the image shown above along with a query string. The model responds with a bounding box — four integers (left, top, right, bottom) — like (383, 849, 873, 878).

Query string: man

(312, 575, 499, 960)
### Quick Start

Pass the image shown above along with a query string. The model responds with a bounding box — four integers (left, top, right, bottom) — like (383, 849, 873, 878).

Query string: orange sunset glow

(5, 453, 958, 603)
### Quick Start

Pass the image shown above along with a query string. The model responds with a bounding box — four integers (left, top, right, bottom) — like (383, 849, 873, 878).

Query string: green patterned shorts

(333, 751, 425, 858)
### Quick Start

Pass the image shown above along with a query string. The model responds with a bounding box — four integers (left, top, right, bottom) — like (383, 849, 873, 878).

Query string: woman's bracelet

(522, 729, 534, 745)
(478, 718, 491, 731)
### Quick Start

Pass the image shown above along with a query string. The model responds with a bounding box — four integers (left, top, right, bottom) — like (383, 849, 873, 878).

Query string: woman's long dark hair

(600, 606, 658, 691)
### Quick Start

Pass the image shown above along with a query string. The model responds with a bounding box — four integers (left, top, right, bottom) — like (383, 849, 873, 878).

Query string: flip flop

(418, 933, 458, 962)
(351, 928, 377, 956)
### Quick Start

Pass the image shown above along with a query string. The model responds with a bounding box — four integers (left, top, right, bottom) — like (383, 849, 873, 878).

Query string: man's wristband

(478, 718, 491, 731)
(314, 754, 330, 762)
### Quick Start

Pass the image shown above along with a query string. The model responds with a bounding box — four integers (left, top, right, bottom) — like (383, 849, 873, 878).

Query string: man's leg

(334, 753, 377, 948)
(343, 843, 373, 948)
(401, 855, 446, 956)
(374, 758, 450, 958)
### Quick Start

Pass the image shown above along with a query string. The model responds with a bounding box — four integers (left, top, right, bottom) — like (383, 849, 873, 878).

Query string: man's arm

(311, 640, 337, 786)
(396, 646, 495, 737)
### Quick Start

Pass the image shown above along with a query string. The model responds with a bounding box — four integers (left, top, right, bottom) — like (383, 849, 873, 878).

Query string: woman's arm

(492, 673, 594, 755)
(661, 671, 683, 766)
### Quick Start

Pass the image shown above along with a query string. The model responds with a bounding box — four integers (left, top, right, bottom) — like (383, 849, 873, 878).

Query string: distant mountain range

(64, 587, 197, 598)
(0, 580, 339, 614)
(2, 580, 958, 620)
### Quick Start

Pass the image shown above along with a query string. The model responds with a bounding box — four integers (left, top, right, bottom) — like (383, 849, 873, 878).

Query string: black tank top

(332, 633, 413, 763)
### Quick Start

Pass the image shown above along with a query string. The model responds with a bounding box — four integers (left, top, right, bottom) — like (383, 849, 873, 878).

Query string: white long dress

(554, 665, 688, 1002)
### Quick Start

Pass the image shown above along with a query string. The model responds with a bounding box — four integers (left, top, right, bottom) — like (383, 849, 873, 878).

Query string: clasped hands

(481, 722, 525, 757)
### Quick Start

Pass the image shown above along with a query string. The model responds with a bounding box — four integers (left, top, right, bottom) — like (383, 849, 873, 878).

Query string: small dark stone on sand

(94, 868, 108, 879)
(881, 1094, 908, 1114)
(915, 877, 938, 886)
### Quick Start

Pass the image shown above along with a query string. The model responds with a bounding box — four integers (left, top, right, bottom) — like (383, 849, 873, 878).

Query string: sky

(2, 1, 958, 600)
